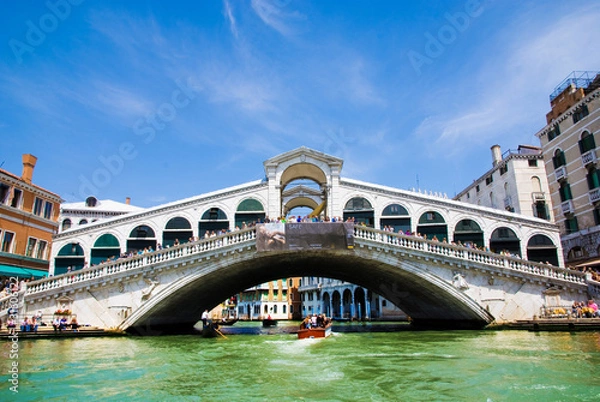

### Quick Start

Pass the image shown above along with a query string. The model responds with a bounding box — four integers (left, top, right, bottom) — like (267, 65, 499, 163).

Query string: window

(565, 217, 579, 234)
(552, 149, 566, 169)
(79, 219, 88, 225)
(594, 208, 600, 225)
(578, 131, 596, 154)
(475, 185, 480, 193)
(36, 240, 48, 260)
(0, 183, 11, 204)
(485, 175, 493, 185)
(33, 197, 43, 215)
(11, 188, 22, 208)
(26, 237, 37, 257)
(1, 231, 15, 253)
(559, 182, 572, 202)
(548, 124, 561, 141)
(44, 201, 53, 219)
(62, 219, 72, 231)
(528, 159, 538, 167)
(587, 167, 600, 190)
(573, 104, 589, 124)
(499, 164, 508, 175)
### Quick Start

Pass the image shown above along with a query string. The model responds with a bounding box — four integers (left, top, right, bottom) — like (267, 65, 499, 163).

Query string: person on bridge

(202, 309, 209, 327)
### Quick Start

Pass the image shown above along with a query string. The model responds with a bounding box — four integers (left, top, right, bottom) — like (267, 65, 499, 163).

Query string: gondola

(262, 318, 277, 327)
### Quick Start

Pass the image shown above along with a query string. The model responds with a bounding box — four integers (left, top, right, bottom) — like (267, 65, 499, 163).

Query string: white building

(299, 276, 406, 321)
(454, 144, 552, 221)
(60, 196, 142, 232)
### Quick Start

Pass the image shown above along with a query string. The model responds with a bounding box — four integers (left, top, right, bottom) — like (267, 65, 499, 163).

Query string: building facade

(535, 71, 600, 267)
(454, 144, 552, 222)
(299, 276, 407, 321)
(0, 154, 61, 278)
(237, 278, 301, 321)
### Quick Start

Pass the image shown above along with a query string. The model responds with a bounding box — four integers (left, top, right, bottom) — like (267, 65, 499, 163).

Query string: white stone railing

(9, 224, 590, 303)
(24, 228, 257, 297)
(353, 226, 587, 285)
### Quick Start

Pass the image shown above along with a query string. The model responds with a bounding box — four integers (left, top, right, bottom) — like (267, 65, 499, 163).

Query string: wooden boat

(262, 318, 277, 327)
(200, 322, 220, 338)
(297, 324, 332, 339)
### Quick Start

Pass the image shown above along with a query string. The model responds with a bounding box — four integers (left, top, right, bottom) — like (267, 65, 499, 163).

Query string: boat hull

(297, 326, 332, 339)
(262, 319, 277, 327)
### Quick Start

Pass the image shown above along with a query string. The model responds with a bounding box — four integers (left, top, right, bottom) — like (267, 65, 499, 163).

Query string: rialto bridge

(2, 147, 599, 334)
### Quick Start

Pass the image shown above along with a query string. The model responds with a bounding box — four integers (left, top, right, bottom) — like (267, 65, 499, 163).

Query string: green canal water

(2, 323, 600, 401)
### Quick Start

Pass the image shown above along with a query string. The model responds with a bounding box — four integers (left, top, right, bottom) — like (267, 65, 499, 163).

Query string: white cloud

(250, 0, 305, 36)
(414, 4, 600, 157)
(223, 0, 238, 39)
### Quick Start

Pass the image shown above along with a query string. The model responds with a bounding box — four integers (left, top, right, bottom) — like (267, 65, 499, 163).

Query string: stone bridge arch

(120, 248, 493, 335)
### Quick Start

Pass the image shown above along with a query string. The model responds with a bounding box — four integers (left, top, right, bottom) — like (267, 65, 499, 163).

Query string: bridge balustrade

(22, 228, 257, 298)
(0, 224, 587, 308)
(353, 226, 586, 285)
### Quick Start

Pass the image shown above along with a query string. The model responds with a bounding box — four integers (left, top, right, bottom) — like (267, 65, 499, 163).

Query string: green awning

(0, 264, 48, 279)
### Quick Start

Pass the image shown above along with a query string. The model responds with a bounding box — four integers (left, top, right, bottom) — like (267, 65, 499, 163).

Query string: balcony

(581, 150, 597, 167)
(532, 192, 546, 202)
(561, 200, 575, 215)
(555, 166, 567, 181)
(590, 188, 600, 204)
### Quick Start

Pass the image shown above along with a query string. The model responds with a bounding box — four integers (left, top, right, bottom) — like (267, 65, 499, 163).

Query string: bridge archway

(199, 207, 229, 236)
(417, 211, 448, 241)
(527, 234, 559, 265)
(343, 197, 374, 226)
(453, 219, 484, 247)
(91, 233, 121, 265)
(54, 243, 85, 274)
(127, 225, 157, 252)
(380, 203, 411, 233)
(119, 249, 493, 335)
(490, 227, 521, 256)
(163, 217, 192, 246)
(235, 198, 266, 227)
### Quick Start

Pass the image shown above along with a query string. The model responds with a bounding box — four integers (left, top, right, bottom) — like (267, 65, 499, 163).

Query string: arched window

(490, 227, 520, 256)
(343, 197, 374, 227)
(85, 196, 98, 207)
(417, 211, 447, 241)
(54, 243, 85, 274)
(61, 219, 72, 231)
(91, 234, 121, 265)
(79, 219, 88, 225)
(163, 217, 193, 247)
(380, 203, 410, 233)
(199, 207, 229, 237)
(453, 219, 483, 247)
(127, 225, 157, 252)
(579, 130, 595, 154)
(552, 149, 566, 169)
(235, 198, 265, 228)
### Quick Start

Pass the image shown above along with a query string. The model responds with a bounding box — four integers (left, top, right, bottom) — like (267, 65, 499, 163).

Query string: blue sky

(1, 0, 599, 208)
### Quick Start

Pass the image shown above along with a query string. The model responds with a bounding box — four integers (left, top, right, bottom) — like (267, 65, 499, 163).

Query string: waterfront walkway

(0, 325, 123, 339)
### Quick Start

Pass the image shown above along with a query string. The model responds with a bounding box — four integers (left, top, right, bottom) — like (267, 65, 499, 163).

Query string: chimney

(491, 145, 502, 167)
(125, 197, 131, 205)
(21, 154, 38, 184)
